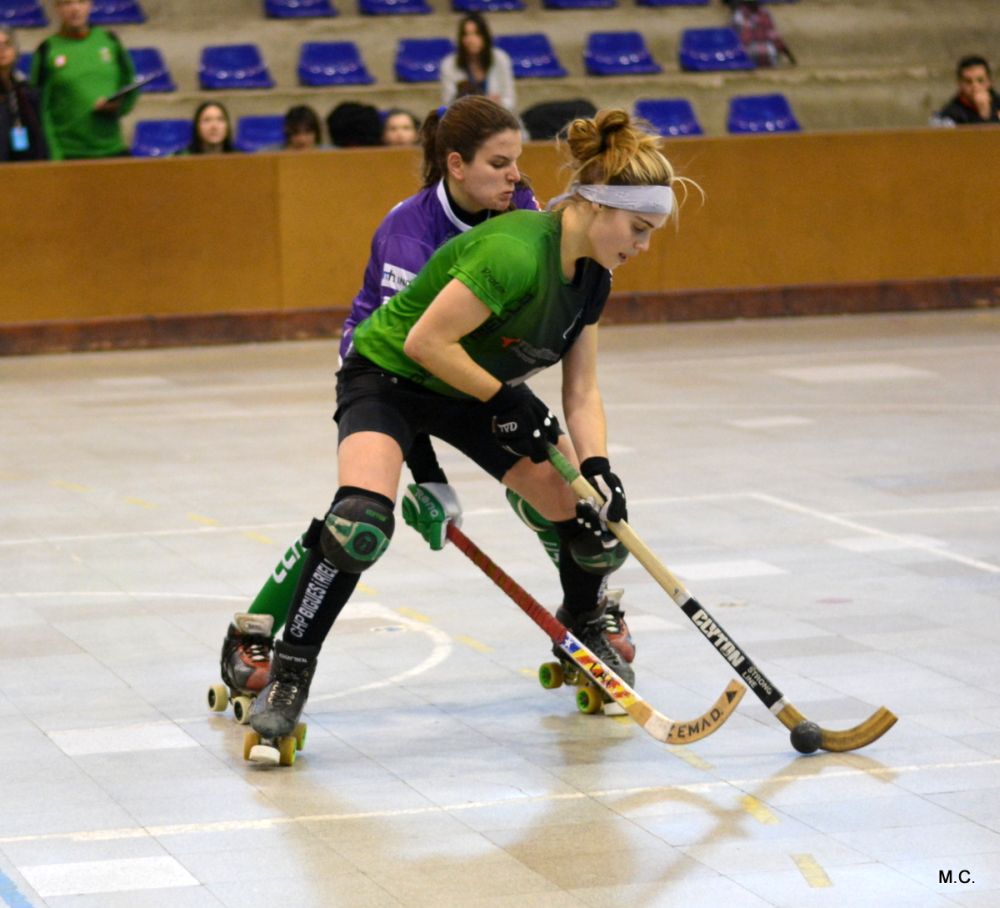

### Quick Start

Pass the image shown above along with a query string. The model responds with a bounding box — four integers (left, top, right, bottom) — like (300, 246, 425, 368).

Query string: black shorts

(335, 354, 536, 481)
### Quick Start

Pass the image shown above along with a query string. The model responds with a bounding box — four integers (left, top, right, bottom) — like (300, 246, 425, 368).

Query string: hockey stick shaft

(547, 445, 896, 752)
(445, 522, 744, 745)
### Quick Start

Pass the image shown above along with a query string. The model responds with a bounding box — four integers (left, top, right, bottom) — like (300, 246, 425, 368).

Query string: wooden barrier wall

(1, 128, 998, 353)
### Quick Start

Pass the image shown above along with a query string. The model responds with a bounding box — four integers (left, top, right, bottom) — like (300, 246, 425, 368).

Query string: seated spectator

(937, 56, 1000, 125)
(439, 13, 515, 112)
(284, 104, 323, 150)
(0, 26, 48, 161)
(731, 1, 795, 68)
(382, 108, 420, 146)
(186, 101, 235, 154)
(327, 100, 382, 147)
(31, 0, 137, 160)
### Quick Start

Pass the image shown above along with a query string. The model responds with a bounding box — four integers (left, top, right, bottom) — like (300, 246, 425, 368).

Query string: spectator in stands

(937, 56, 1000, 125)
(31, 0, 137, 159)
(0, 26, 48, 161)
(327, 100, 382, 147)
(283, 104, 323, 150)
(731, 1, 795, 68)
(382, 108, 420, 146)
(187, 101, 235, 154)
(440, 13, 516, 112)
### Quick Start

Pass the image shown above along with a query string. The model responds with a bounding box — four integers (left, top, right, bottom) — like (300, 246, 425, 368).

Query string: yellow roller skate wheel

(576, 684, 603, 715)
(278, 735, 298, 766)
(538, 661, 565, 690)
(294, 722, 308, 751)
(207, 684, 229, 712)
(232, 696, 253, 725)
(243, 729, 261, 761)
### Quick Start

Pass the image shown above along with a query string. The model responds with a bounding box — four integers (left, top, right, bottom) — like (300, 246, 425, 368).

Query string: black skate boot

(207, 613, 274, 724)
(245, 639, 319, 765)
(555, 599, 636, 689)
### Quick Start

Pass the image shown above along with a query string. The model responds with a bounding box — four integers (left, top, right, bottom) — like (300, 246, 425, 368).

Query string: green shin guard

(505, 489, 561, 568)
(247, 534, 308, 633)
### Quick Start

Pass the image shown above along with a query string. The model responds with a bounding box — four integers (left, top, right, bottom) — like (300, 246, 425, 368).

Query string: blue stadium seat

(298, 41, 374, 86)
(90, 0, 145, 24)
(635, 98, 703, 137)
(359, 0, 431, 16)
(727, 93, 801, 133)
(394, 37, 453, 82)
(679, 28, 754, 71)
(544, 0, 615, 8)
(236, 115, 286, 152)
(199, 45, 275, 90)
(495, 34, 566, 79)
(265, 0, 336, 16)
(638, 0, 706, 5)
(131, 119, 192, 157)
(585, 31, 661, 76)
(16, 51, 33, 79)
(452, 0, 523, 10)
(128, 48, 175, 92)
(0, 0, 46, 27)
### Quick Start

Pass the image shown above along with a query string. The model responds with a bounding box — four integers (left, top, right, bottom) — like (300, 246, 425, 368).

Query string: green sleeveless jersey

(352, 210, 610, 398)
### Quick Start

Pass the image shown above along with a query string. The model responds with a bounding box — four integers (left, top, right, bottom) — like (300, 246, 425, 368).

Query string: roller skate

(207, 613, 274, 724)
(541, 591, 635, 716)
(244, 639, 317, 766)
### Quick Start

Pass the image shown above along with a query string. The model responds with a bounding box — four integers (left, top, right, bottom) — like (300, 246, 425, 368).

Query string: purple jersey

(339, 179, 538, 359)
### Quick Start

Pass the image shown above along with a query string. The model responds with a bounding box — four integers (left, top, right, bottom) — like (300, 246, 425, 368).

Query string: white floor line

(2, 756, 996, 847)
(750, 491, 1000, 574)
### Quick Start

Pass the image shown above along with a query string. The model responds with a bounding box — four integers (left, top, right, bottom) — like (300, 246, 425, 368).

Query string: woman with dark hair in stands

(187, 101, 234, 154)
(212, 96, 544, 725)
(0, 26, 48, 161)
(283, 104, 323, 150)
(439, 12, 515, 112)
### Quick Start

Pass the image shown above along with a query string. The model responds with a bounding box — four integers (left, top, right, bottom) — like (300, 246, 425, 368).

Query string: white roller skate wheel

(232, 696, 253, 725)
(602, 701, 626, 717)
(207, 684, 229, 712)
(248, 744, 281, 766)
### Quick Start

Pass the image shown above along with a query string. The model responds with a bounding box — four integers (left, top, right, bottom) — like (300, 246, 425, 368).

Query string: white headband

(546, 182, 674, 216)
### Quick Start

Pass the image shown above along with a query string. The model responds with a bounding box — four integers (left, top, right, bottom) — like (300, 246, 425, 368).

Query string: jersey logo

(500, 336, 521, 349)
(55, 55, 67, 68)
(381, 263, 417, 294)
(100, 47, 113, 63)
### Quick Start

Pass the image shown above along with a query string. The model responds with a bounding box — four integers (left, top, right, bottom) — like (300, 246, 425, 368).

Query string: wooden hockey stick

(547, 445, 897, 753)
(446, 522, 745, 745)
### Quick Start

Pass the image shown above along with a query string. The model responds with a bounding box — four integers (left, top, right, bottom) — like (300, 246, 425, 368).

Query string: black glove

(580, 456, 627, 524)
(488, 383, 560, 464)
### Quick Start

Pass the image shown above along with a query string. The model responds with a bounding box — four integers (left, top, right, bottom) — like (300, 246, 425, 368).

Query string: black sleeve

(404, 434, 449, 485)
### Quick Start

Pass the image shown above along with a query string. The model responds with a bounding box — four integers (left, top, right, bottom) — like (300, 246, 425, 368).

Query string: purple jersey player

(211, 98, 561, 720)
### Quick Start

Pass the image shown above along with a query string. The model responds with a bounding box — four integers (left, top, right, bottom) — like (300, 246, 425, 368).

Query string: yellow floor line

(791, 853, 833, 888)
(124, 497, 157, 509)
(51, 480, 90, 493)
(357, 581, 376, 596)
(740, 795, 780, 825)
(186, 513, 220, 527)
(396, 607, 430, 623)
(242, 531, 274, 545)
(455, 635, 492, 653)
(667, 746, 714, 771)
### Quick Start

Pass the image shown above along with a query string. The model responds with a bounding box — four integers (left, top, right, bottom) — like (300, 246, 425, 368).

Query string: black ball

(790, 720, 822, 754)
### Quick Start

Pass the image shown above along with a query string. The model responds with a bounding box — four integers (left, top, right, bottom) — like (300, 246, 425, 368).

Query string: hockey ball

(790, 720, 822, 754)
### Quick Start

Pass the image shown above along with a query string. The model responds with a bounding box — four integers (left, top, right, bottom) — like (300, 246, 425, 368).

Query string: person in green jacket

(31, 0, 137, 160)
(244, 108, 685, 761)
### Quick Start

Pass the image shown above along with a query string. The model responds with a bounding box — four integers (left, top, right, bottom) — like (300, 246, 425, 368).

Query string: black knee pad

(320, 489, 395, 573)
(555, 517, 628, 576)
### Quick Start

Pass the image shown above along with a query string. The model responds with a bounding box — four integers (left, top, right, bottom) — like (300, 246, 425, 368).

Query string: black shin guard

(554, 517, 607, 620)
